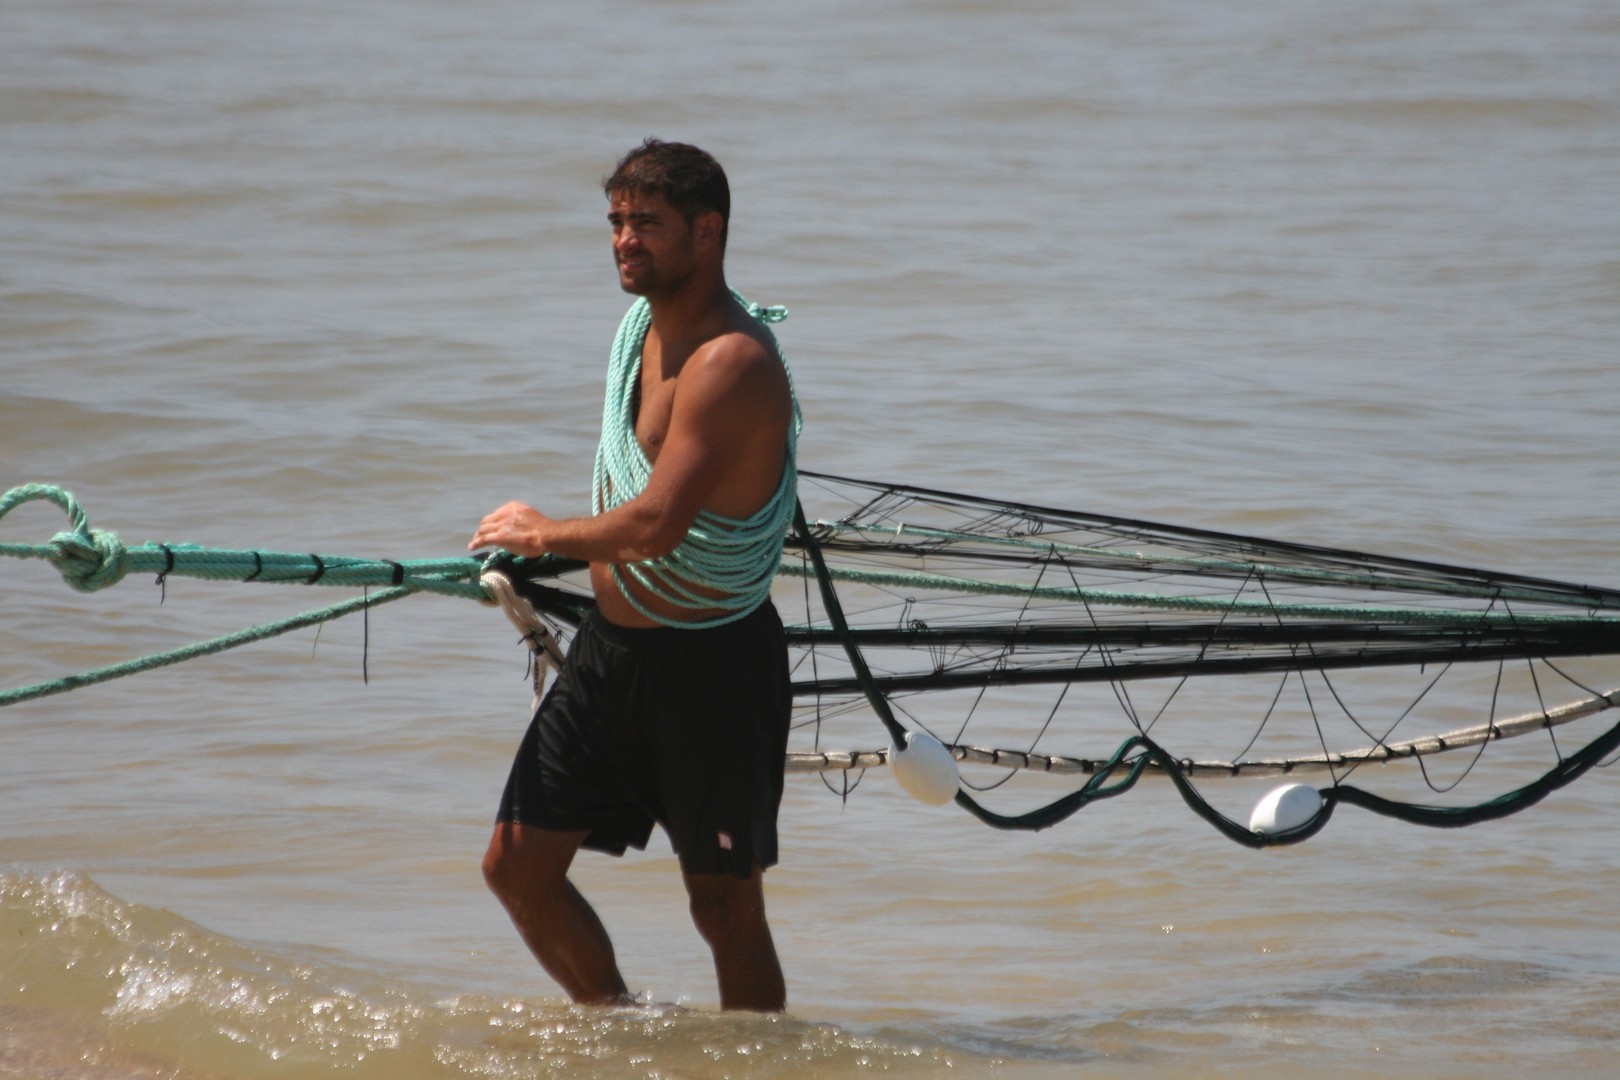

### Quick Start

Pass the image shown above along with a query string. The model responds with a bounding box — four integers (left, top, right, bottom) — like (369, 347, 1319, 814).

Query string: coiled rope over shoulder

(592, 293, 801, 628)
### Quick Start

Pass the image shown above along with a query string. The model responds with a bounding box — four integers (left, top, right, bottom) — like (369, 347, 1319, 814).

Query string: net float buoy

(891, 729, 960, 806)
(1249, 783, 1323, 836)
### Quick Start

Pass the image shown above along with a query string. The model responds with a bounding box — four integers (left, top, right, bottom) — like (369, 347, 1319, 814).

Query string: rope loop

(0, 482, 91, 534)
(0, 483, 129, 592)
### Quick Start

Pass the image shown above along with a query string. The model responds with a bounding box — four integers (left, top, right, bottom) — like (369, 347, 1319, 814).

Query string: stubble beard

(619, 262, 694, 300)
(616, 237, 696, 299)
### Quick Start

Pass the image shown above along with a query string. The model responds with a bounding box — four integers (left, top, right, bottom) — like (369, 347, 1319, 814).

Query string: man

(470, 140, 797, 1012)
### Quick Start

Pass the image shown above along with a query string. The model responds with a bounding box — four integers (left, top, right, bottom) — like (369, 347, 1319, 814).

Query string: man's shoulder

(686, 312, 783, 384)
(675, 324, 791, 429)
(697, 326, 776, 370)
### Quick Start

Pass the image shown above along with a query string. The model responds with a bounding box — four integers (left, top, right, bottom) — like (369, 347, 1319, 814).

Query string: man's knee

(686, 871, 768, 945)
(483, 822, 579, 901)
(482, 825, 521, 898)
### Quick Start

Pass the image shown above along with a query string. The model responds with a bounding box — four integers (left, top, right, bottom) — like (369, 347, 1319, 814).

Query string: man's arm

(470, 334, 788, 562)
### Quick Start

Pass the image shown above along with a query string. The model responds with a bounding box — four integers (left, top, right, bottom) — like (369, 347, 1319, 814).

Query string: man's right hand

(470, 501, 553, 557)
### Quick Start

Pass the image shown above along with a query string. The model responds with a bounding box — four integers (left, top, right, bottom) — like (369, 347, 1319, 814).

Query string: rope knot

(745, 301, 788, 323)
(48, 528, 129, 592)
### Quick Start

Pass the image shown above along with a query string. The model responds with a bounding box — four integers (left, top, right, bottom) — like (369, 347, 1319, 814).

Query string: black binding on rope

(154, 543, 175, 603)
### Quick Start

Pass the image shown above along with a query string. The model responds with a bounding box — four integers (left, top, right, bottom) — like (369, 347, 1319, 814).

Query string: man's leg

(483, 821, 633, 1006)
(682, 865, 785, 1012)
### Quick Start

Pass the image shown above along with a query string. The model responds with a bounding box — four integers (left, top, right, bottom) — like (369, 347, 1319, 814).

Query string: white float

(890, 729, 960, 806)
(1249, 782, 1323, 835)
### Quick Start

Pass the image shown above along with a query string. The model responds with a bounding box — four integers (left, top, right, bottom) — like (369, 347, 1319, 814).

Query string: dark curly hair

(604, 139, 730, 247)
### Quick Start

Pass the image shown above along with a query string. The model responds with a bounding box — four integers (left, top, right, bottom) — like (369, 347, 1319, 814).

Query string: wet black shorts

(495, 601, 791, 879)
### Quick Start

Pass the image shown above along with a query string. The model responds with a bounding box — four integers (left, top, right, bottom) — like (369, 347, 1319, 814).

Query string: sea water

(3, 0, 1619, 1075)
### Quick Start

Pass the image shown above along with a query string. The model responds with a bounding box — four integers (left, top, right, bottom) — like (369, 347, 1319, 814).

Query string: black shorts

(495, 601, 791, 879)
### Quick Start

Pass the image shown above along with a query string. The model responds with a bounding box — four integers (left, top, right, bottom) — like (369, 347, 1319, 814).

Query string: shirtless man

(471, 140, 796, 1012)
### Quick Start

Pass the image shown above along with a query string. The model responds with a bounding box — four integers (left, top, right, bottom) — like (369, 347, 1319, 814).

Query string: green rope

(593, 294, 802, 628)
(0, 482, 492, 708)
(0, 483, 488, 599)
(0, 585, 420, 708)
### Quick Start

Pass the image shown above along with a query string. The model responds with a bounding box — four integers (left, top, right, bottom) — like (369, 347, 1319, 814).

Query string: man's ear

(695, 210, 725, 251)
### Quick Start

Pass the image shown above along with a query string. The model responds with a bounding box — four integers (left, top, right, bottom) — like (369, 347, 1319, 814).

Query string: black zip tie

(244, 551, 263, 582)
(384, 560, 405, 586)
(304, 554, 326, 585)
(154, 544, 175, 603)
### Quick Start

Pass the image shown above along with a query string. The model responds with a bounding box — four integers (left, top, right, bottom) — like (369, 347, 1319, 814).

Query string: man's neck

(642, 272, 733, 353)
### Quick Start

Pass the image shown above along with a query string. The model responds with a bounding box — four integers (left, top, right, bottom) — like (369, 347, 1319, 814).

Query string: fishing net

(490, 472, 1620, 844)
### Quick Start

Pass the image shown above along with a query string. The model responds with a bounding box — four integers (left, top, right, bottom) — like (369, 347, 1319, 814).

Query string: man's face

(608, 190, 696, 298)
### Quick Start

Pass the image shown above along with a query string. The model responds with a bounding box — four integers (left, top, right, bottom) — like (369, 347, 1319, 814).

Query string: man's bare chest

(632, 363, 677, 461)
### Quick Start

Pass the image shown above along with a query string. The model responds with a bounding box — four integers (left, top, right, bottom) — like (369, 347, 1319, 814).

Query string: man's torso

(590, 306, 792, 628)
